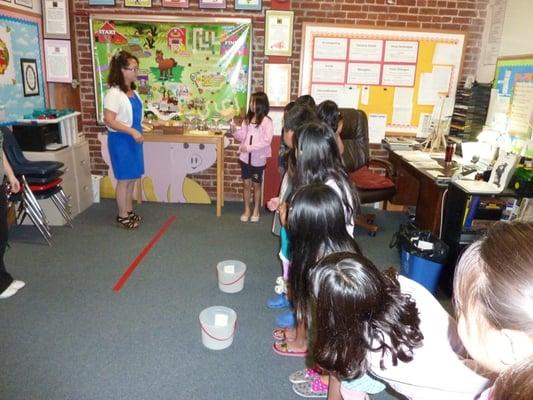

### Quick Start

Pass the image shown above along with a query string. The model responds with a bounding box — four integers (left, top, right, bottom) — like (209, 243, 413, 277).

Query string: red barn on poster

(94, 22, 127, 45)
(167, 28, 186, 50)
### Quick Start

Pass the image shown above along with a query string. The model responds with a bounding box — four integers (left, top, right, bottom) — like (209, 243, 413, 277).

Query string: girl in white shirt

(308, 252, 489, 400)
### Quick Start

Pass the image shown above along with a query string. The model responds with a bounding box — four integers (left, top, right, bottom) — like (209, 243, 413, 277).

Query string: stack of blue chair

(1, 127, 72, 245)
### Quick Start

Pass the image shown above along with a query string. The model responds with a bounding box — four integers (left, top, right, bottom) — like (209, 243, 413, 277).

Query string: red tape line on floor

(112, 215, 176, 292)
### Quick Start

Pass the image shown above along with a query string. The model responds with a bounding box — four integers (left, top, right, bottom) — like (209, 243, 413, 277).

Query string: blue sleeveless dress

(107, 95, 144, 180)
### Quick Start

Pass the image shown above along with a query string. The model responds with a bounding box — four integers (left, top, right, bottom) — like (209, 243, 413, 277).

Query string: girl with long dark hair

(309, 252, 489, 400)
(231, 91, 273, 223)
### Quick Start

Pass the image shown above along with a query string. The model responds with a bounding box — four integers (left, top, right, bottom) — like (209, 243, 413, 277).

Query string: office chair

(339, 108, 396, 236)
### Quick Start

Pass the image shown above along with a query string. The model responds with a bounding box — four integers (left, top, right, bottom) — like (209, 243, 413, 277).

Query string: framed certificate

(42, 0, 70, 39)
(162, 0, 188, 7)
(124, 0, 151, 7)
(20, 58, 39, 97)
(43, 39, 73, 83)
(14, 0, 32, 8)
(264, 10, 294, 57)
(264, 63, 291, 107)
(89, 0, 115, 4)
(235, 0, 261, 11)
(199, 0, 226, 9)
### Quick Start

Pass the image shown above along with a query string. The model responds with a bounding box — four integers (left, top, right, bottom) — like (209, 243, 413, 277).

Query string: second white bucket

(216, 260, 246, 293)
(199, 306, 237, 350)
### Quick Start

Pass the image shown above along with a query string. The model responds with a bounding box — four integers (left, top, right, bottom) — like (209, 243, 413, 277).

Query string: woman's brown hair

(107, 50, 138, 93)
(453, 221, 533, 335)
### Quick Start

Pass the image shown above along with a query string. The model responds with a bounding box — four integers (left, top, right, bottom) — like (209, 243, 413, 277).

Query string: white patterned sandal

(292, 377, 328, 398)
(289, 368, 321, 384)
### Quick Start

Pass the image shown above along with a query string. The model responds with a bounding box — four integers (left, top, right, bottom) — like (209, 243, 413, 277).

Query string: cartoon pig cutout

(98, 133, 217, 203)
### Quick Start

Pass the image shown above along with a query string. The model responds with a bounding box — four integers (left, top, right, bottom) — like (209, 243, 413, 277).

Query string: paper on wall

(433, 43, 460, 65)
(368, 113, 387, 143)
(311, 84, 359, 109)
(392, 87, 413, 125)
(361, 86, 370, 105)
(432, 66, 452, 94)
(338, 86, 360, 108)
(418, 73, 436, 105)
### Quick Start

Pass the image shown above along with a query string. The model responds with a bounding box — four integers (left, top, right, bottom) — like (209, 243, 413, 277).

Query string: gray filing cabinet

(24, 140, 93, 226)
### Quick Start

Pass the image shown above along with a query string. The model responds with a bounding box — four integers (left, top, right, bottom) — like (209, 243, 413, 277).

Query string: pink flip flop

(272, 341, 307, 358)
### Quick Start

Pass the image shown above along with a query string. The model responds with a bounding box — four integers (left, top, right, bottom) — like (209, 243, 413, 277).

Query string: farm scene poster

(90, 16, 252, 125)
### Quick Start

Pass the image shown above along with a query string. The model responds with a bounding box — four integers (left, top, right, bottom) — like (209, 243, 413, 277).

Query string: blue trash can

(392, 223, 449, 294)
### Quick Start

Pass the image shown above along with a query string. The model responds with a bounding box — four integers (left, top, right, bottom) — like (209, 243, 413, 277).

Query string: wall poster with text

(90, 15, 252, 125)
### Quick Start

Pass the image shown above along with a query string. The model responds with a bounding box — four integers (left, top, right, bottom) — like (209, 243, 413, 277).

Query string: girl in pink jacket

(232, 92, 273, 223)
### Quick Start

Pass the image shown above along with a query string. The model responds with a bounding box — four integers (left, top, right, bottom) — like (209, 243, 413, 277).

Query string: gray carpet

(1, 200, 411, 400)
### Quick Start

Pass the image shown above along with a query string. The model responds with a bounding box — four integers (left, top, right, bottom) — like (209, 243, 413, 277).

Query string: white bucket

(91, 175, 103, 203)
(216, 260, 246, 293)
(199, 306, 237, 350)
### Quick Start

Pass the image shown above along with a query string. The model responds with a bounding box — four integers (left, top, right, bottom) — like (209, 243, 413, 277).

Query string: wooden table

(389, 150, 457, 235)
(141, 132, 225, 217)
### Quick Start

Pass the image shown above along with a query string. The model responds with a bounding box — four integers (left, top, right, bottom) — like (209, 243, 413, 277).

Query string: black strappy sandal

(128, 211, 142, 223)
(116, 215, 139, 229)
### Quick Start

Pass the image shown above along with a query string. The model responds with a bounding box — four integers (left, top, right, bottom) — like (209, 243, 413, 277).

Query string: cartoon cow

(98, 133, 217, 203)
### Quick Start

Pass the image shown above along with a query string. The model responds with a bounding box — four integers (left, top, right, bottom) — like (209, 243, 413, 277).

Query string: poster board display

(90, 15, 252, 124)
(0, 10, 47, 120)
(299, 24, 466, 137)
(492, 55, 533, 141)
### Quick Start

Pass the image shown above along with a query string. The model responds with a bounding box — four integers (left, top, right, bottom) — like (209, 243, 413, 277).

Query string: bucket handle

(199, 318, 238, 342)
(217, 271, 246, 286)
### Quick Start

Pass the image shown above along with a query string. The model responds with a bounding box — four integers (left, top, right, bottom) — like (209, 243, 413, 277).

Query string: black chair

(339, 108, 397, 236)
(1, 127, 64, 175)
(2, 127, 71, 245)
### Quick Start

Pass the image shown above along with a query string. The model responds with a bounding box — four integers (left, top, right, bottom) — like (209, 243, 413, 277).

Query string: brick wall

(72, 0, 489, 201)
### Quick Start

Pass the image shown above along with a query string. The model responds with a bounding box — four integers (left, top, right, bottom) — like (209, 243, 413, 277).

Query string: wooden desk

(389, 150, 456, 235)
(142, 132, 225, 217)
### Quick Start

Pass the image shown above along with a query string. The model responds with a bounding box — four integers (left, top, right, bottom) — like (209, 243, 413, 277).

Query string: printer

(12, 123, 60, 151)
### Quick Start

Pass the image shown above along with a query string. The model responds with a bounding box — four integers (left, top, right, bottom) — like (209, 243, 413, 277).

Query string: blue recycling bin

(392, 223, 449, 294)
(400, 249, 444, 294)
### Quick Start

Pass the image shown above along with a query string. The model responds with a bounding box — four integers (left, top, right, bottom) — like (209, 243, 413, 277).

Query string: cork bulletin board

(299, 23, 466, 137)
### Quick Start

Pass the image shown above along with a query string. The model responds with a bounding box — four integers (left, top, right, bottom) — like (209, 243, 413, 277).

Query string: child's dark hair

(295, 94, 316, 110)
(308, 252, 423, 380)
(278, 101, 296, 173)
(288, 184, 361, 322)
(107, 50, 138, 92)
(245, 91, 270, 126)
(283, 105, 318, 174)
(317, 100, 342, 133)
(294, 121, 359, 219)
(283, 105, 317, 134)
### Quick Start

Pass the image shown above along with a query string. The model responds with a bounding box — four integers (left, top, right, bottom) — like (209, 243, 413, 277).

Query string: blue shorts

(239, 161, 264, 184)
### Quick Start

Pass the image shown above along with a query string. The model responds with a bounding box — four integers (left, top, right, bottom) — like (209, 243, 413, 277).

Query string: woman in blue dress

(103, 51, 144, 229)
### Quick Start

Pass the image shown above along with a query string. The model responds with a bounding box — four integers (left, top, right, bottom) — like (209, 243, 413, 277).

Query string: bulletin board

(0, 10, 47, 121)
(493, 55, 533, 140)
(299, 23, 466, 136)
(90, 15, 252, 124)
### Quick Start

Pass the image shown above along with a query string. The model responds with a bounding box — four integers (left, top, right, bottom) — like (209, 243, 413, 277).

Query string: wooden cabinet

(24, 140, 93, 225)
